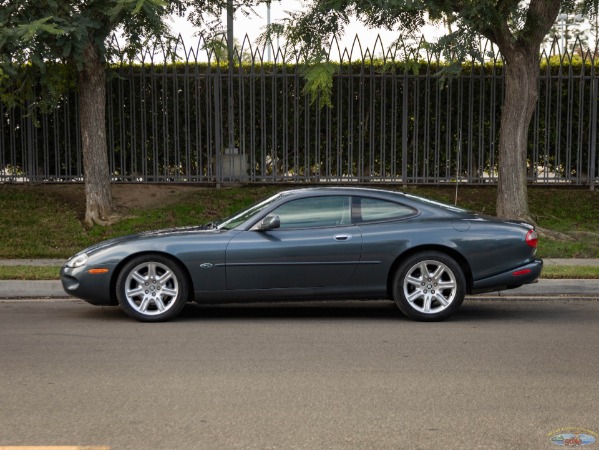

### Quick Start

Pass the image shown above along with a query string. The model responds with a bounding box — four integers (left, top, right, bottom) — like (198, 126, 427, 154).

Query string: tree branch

(519, 0, 561, 48)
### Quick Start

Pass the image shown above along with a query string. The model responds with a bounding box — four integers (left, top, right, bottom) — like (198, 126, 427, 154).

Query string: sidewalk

(1, 279, 598, 300)
(0, 259, 598, 300)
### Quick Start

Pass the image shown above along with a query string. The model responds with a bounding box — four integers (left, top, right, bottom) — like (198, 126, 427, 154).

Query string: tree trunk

(492, 0, 560, 223)
(78, 42, 116, 226)
(495, 48, 538, 223)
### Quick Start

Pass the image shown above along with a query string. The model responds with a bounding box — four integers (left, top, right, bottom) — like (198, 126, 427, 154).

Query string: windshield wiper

(202, 221, 221, 230)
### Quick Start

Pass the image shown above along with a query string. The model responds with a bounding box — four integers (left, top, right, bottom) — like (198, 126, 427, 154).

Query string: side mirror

(256, 215, 280, 231)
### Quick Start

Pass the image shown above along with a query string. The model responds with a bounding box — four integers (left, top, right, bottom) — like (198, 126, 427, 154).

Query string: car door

(225, 195, 362, 290)
(350, 195, 420, 287)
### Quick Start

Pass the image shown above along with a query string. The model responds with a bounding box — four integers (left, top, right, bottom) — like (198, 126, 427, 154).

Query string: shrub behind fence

(1, 37, 597, 186)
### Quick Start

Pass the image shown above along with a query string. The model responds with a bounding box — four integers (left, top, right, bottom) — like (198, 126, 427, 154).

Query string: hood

(137, 224, 216, 238)
(81, 225, 219, 256)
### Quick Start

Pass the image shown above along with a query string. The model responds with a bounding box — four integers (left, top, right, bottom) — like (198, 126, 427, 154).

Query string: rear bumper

(471, 259, 543, 294)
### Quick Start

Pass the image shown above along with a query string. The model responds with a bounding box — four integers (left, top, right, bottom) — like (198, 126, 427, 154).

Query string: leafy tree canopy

(279, 1, 598, 68)
(0, 0, 185, 107)
(0, 1, 265, 107)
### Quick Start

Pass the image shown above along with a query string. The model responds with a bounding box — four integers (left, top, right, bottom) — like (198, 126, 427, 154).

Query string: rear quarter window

(354, 197, 416, 223)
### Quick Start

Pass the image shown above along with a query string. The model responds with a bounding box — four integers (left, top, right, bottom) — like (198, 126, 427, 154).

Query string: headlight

(66, 253, 88, 268)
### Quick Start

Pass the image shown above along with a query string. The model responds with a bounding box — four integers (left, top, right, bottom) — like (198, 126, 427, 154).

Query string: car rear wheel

(393, 252, 465, 321)
(116, 254, 189, 322)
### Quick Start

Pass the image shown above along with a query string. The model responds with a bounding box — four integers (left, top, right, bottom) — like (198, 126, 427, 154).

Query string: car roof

(280, 186, 405, 197)
(278, 187, 469, 215)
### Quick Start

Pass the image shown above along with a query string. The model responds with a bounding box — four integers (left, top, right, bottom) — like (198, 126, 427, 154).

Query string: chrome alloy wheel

(123, 261, 180, 315)
(402, 260, 458, 314)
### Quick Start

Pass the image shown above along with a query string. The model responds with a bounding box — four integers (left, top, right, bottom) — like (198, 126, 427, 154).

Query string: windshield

(217, 193, 283, 230)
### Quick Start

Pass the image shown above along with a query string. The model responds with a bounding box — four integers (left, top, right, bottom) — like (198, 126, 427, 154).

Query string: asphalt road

(1, 298, 598, 449)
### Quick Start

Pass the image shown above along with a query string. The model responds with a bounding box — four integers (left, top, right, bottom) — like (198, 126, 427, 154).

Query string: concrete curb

(486, 279, 599, 296)
(0, 279, 598, 300)
(468, 279, 599, 301)
(0, 280, 68, 298)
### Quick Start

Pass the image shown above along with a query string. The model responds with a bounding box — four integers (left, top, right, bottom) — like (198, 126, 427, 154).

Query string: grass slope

(1, 184, 597, 259)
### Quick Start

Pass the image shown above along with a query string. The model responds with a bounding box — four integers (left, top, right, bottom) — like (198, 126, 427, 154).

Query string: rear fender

(387, 245, 473, 297)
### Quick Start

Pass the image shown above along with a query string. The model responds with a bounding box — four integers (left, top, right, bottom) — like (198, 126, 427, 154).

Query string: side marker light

(512, 269, 532, 276)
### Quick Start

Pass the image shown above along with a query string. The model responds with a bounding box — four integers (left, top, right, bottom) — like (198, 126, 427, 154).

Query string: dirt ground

(41, 183, 211, 216)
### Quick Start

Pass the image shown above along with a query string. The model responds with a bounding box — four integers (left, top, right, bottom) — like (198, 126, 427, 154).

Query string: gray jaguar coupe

(61, 187, 542, 322)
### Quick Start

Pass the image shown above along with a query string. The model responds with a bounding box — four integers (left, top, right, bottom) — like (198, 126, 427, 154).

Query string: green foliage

(0, 3, 66, 109)
(0, 0, 183, 111)
(0, 266, 61, 280)
(0, 0, 275, 110)
(541, 266, 599, 279)
(17, 16, 65, 40)
(280, 1, 598, 103)
(301, 61, 337, 108)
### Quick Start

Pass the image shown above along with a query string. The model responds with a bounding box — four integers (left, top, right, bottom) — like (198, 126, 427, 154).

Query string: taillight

(525, 229, 538, 248)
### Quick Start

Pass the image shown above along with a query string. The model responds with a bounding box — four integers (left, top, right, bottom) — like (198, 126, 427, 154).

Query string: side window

(353, 197, 416, 223)
(272, 196, 351, 229)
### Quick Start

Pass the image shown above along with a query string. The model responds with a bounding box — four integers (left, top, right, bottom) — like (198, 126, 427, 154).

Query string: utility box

(217, 148, 247, 181)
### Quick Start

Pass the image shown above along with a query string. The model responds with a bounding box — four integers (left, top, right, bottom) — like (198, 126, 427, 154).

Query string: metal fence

(1, 36, 597, 186)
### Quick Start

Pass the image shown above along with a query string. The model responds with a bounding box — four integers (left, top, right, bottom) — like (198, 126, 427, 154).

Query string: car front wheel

(116, 255, 189, 322)
(393, 252, 466, 321)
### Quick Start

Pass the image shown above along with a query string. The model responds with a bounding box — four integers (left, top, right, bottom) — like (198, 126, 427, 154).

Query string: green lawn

(0, 266, 62, 280)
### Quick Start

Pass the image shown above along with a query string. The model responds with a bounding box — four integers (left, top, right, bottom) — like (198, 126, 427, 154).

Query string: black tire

(116, 254, 189, 322)
(392, 251, 466, 321)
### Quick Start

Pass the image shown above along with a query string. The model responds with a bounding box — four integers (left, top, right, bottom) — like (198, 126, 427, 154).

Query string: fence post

(401, 71, 408, 186)
(226, 0, 235, 183)
(26, 101, 34, 182)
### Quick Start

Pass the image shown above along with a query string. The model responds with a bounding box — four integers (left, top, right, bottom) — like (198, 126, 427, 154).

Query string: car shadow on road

(458, 298, 599, 323)
(178, 300, 405, 322)
(74, 298, 599, 324)
(178, 298, 599, 324)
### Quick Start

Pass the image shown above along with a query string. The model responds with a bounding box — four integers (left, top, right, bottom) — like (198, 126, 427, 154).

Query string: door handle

(333, 234, 352, 241)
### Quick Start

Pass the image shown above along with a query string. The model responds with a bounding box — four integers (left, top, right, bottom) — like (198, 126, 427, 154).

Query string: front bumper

(60, 264, 117, 306)
(471, 259, 543, 294)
